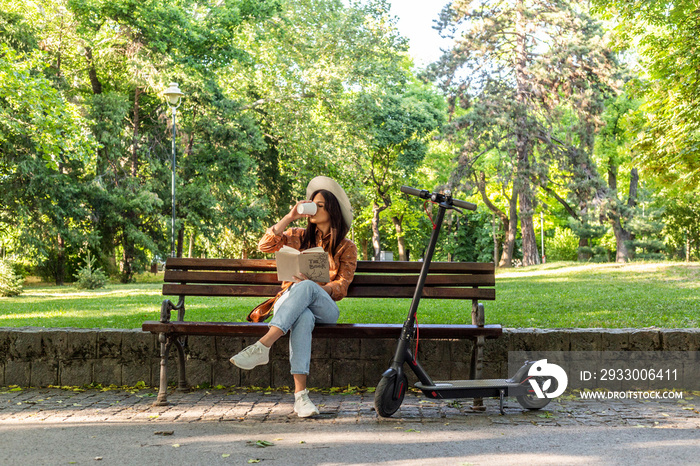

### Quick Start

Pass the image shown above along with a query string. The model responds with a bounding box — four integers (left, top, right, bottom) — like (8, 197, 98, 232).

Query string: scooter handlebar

(453, 198, 478, 211)
(400, 185, 477, 211)
(400, 186, 430, 199)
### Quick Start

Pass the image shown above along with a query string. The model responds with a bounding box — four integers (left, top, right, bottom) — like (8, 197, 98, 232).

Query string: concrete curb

(0, 327, 698, 388)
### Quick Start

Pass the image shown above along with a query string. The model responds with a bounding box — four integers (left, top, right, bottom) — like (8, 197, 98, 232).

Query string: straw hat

(306, 176, 353, 229)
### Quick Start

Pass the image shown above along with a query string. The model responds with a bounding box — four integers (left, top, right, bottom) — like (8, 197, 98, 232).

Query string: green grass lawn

(0, 262, 698, 329)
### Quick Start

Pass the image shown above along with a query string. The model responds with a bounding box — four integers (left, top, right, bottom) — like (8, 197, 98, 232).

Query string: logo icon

(528, 359, 568, 399)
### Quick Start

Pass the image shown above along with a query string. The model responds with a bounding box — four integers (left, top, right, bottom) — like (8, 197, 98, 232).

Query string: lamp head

(164, 82, 184, 107)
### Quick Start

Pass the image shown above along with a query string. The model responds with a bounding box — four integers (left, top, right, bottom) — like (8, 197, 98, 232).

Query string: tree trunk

(446, 214, 454, 262)
(608, 167, 638, 263)
(519, 184, 540, 266)
(501, 197, 518, 268)
(131, 87, 140, 177)
(371, 202, 387, 260)
(628, 168, 639, 210)
(85, 47, 102, 95)
(578, 237, 591, 261)
(392, 215, 407, 261)
(514, 1, 539, 267)
(476, 171, 516, 268)
(188, 232, 195, 258)
(492, 214, 500, 265)
(611, 219, 632, 262)
(56, 233, 65, 286)
(177, 227, 185, 258)
(120, 245, 134, 283)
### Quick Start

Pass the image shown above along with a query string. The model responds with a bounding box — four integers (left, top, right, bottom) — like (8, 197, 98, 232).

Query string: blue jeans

(269, 280, 339, 375)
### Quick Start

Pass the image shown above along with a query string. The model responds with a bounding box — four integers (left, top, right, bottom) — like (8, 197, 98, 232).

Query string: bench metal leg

(471, 301, 486, 411)
(173, 337, 188, 391)
(154, 334, 172, 406)
(153, 334, 189, 406)
(470, 335, 486, 411)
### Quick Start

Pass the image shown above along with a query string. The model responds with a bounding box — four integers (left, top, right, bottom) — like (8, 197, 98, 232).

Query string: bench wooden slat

(163, 283, 282, 297)
(142, 321, 503, 339)
(165, 258, 494, 274)
(354, 261, 494, 274)
(164, 271, 281, 285)
(163, 270, 496, 287)
(162, 283, 496, 300)
(166, 258, 277, 271)
(348, 286, 496, 299)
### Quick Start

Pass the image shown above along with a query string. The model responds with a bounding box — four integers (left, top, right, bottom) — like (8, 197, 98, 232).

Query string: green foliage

(67, 0, 281, 70)
(73, 251, 108, 290)
(547, 227, 578, 262)
(0, 0, 695, 277)
(0, 47, 94, 168)
(0, 44, 97, 284)
(0, 10, 37, 53)
(0, 259, 24, 297)
(429, 0, 622, 267)
(568, 214, 607, 261)
(593, 0, 700, 192)
(439, 209, 494, 263)
(661, 192, 700, 261)
(628, 198, 666, 259)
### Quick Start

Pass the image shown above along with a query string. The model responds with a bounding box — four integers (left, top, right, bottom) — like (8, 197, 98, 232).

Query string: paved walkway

(1, 386, 698, 465)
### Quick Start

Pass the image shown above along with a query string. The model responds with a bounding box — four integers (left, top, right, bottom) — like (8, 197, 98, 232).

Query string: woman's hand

(292, 273, 333, 296)
(271, 200, 314, 235)
(291, 272, 310, 283)
(288, 200, 315, 221)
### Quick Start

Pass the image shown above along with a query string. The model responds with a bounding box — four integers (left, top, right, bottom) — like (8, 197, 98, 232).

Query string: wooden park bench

(142, 257, 500, 405)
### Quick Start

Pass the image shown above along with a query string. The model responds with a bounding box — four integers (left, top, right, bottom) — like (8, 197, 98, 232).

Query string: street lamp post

(164, 82, 184, 258)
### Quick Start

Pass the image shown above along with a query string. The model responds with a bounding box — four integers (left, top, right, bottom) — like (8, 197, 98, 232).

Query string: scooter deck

(416, 379, 517, 399)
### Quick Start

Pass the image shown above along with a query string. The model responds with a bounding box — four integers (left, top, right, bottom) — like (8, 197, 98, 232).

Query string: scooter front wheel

(374, 373, 408, 417)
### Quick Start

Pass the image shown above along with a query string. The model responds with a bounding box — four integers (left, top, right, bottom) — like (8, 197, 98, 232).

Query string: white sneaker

(294, 389, 319, 418)
(230, 341, 269, 370)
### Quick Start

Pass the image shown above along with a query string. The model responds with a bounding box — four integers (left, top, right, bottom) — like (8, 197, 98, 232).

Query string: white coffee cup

(297, 202, 317, 216)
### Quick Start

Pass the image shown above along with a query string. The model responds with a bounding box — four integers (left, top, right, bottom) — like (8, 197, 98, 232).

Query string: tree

(222, 0, 414, 256)
(430, 0, 621, 266)
(350, 83, 444, 260)
(34, 0, 280, 280)
(592, 0, 700, 193)
(663, 192, 700, 261)
(0, 10, 96, 284)
(594, 93, 639, 262)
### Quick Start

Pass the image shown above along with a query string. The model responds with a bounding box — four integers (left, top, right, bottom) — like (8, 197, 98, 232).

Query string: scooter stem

(404, 203, 447, 333)
(388, 202, 448, 386)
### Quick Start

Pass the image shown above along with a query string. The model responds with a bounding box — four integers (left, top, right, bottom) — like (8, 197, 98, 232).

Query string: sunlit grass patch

(0, 261, 697, 329)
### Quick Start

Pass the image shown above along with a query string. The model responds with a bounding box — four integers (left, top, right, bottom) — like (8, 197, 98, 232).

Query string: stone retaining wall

(0, 327, 698, 388)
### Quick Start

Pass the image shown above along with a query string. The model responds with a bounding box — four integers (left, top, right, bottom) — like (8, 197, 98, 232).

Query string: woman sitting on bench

(230, 176, 357, 418)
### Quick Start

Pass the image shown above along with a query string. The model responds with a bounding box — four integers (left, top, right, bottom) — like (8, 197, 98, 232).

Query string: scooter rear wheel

(516, 376, 555, 410)
(516, 393, 552, 410)
(374, 373, 408, 417)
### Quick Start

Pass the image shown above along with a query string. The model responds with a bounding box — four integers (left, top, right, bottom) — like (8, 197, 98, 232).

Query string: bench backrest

(162, 258, 495, 301)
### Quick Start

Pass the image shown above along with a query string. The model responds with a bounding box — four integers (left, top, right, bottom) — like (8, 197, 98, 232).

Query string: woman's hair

(300, 189, 349, 256)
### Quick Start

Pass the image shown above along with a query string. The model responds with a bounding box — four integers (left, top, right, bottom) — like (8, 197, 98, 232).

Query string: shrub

(74, 252, 108, 290)
(546, 227, 578, 261)
(0, 259, 24, 297)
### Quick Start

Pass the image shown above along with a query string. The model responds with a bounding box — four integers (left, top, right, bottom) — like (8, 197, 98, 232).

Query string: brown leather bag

(246, 283, 292, 323)
(246, 296, 276, 322)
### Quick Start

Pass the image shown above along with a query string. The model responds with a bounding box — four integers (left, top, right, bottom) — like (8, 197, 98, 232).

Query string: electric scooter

(374, 186, 555, 417)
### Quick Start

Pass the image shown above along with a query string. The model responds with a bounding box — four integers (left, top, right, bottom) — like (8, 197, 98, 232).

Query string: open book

(275, 246, 330, 283)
